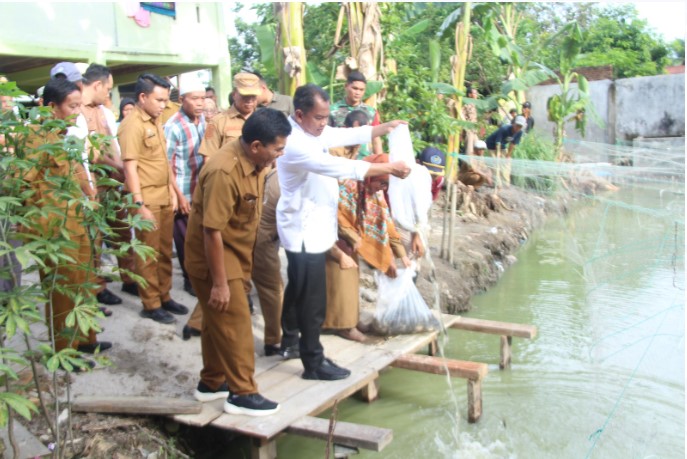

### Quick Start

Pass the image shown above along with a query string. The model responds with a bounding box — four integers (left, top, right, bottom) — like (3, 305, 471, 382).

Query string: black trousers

(173, 213, 189, 281)
(281, 247, 326, 372)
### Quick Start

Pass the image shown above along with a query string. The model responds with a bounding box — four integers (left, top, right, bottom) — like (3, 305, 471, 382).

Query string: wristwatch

(134, 200, 145, 207)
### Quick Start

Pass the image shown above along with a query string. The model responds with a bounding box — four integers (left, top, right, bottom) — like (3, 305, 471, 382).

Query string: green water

(278, 184, 685, 458)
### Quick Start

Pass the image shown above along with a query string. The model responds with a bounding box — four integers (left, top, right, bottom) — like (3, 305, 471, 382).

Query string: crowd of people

(0, 63, 534, 417)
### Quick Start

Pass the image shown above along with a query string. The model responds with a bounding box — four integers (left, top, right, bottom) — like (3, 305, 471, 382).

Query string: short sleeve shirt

(198, 106, 247, 158)
(184, 139, 266, 281)
(329, 99, 381, 159)
(118, 105, 171, 206)
(260, 93, 294, 117)
(485, 124, 523, 150)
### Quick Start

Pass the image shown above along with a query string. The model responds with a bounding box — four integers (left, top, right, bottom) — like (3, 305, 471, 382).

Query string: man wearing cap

(459, 139, 491, 189)
(521, 101, 534, 133)
(198, 72, 260, 158)
(486, 115, 526, 185)
(461, 87, 479, 155)
(50, 62, 84, 89)
(164, 78, 206, 300)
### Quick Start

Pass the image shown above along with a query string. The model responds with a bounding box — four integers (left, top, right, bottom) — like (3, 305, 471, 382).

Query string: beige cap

(233, 72, 261, 96)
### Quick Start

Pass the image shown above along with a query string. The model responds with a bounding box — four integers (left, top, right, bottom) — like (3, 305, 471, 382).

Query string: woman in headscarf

(117, 97, 135, 126)
(21, 78, 110, 363)
(323, 153, 410, 342)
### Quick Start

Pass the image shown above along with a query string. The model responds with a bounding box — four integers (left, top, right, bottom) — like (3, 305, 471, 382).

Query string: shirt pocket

(231, 193, 258, 227)
(224, 128, 242, 142)
(144, 133, 161, 150)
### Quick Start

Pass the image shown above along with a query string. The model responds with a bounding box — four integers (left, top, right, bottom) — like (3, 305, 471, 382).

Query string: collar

(227, 105, 249, 119)
(236, 139, 260, 176)
(340, 98, 364, 109)
(135, 105, 153, 123)
(178, 108, 205, 126)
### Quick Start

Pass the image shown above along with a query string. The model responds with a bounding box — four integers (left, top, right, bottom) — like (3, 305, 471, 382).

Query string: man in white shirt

(276, 84, 410, 381)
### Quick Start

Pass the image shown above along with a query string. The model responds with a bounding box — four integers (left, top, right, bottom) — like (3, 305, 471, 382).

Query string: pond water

(278, 182, 685, 458)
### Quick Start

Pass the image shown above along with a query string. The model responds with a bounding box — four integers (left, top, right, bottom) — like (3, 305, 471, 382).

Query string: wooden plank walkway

(173, 314, 460, 442)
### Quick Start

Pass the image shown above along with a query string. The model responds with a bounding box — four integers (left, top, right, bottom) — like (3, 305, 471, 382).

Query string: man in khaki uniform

(187, 108, 291, 416)
(119, 73, 188, 324)
(80, 63, 140, 306)
(198, 72, 261, 158)
(252, 71, 294, 117)
(184, 72, 261, 335)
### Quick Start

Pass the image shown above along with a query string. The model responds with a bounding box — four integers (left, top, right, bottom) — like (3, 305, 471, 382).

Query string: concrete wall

(526, 73, 685, 144)
(0, 2, 232, 101)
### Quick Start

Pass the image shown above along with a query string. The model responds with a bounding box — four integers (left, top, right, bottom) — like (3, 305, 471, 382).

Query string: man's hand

(411, 232, 425, 258)
(385, 263, 398, 278)
(401, 255, 412, 268)
(170, 186, 179, 212)
(138, 205, 157, 230)
(371, 120, 408, 139)
(177, 194, 191, 215)
(339, 253, 358, 270)
(208, 282, 231, 312)
(389, 161, 411, 179)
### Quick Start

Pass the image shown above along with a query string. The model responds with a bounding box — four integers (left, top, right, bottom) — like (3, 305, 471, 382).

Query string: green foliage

(0, 80, 153, 444)
(669, 39, 685, 65)
(513, 131, 557, 162)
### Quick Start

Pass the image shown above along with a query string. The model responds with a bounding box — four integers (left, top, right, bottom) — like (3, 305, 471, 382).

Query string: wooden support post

(359, 378, 380, 403)
(467, 379, 482, 423)
(500, 335, 512, 369)
(428, 338, 438, 357)
(251, 438, 277, 459)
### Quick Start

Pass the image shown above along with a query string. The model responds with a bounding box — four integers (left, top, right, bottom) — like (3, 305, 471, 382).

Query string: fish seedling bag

(371, 263, 440, 335)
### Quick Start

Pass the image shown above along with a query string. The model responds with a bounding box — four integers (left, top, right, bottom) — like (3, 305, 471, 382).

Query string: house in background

(0, 2, 232, 107)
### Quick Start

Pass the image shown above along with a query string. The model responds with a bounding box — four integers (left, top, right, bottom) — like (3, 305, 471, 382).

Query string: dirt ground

(6, 182, 575, 458)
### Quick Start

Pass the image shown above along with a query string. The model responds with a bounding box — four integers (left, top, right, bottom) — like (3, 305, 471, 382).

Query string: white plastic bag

(371, 263, 440, 335)
(387, 125, 433, 232)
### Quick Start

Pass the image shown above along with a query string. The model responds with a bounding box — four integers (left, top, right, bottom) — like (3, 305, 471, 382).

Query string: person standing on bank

(164, 78, 206, 297)
(119, 74, 189, 324)
(330, 71, 383, 158)
(486, 115, 526, 186)
(277, 84, 411, 381)
(186, 108, 291, 416)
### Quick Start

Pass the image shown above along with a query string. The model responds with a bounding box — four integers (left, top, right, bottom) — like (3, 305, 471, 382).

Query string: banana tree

(332, 2, 384, 103)
(274, 2, 307, 96)
(540, 23, 596, 160)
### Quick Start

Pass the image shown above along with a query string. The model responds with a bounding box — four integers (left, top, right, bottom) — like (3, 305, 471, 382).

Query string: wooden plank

(72, 396, 202, 415)
(0, 420, 51, 459)
(391, 354, 488, 381)
(449, 316, 537, 339)
(359, 378, 380, 403)
(172, 398, 224, 426)
(467, 379, 482, 423)
(287, 416, 393, 452)
(500, 335, 513, 369)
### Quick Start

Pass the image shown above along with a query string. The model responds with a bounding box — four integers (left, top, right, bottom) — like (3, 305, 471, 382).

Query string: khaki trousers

(323, 252, 359, 330)
(191, 275, 257, 395)
(41, 232, 97, 351)
(186, 280, 252, 331)
(134, 204, 173, 310)
(251, 237, 283, 345)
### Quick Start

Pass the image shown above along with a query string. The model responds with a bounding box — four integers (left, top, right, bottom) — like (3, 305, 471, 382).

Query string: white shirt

(276, 117, 372, 254)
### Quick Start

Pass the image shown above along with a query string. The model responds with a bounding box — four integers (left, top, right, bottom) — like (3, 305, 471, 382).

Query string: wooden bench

(391, 354, 488, 422)
(449, 317, 537, 369)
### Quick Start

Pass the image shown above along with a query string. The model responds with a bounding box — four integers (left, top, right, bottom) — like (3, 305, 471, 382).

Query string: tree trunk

(274, 2, 307, 96)
(341, 2, 383, 105)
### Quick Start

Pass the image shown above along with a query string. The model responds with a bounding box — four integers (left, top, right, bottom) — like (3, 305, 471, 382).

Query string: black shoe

(140, 308, 176, 324)
(77, 341, 113, 354)
(264, 344, 281, 356)
(121, 282, 139, 297)
(194, 381, 229, 402)
(99, 306, 113, 317)
(279, 345, 300, 360)
(161, 299, 188, 315)
(224, 393, 280, 417)
(248, 295, 254, 314)
(302, 358, 351, 381)
(182, 325, 201, 340)
(183, 278, 196, 297)
(97, 288, 122, 305)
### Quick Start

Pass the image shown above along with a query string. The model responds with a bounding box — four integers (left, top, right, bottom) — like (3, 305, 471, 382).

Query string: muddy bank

(418, 183, 569, 314)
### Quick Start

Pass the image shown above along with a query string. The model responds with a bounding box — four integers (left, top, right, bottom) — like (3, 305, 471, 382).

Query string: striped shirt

(164, 109, 205, 201)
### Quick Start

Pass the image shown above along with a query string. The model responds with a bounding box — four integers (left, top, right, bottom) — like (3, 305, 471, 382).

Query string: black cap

(522, 101, 532, 108)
